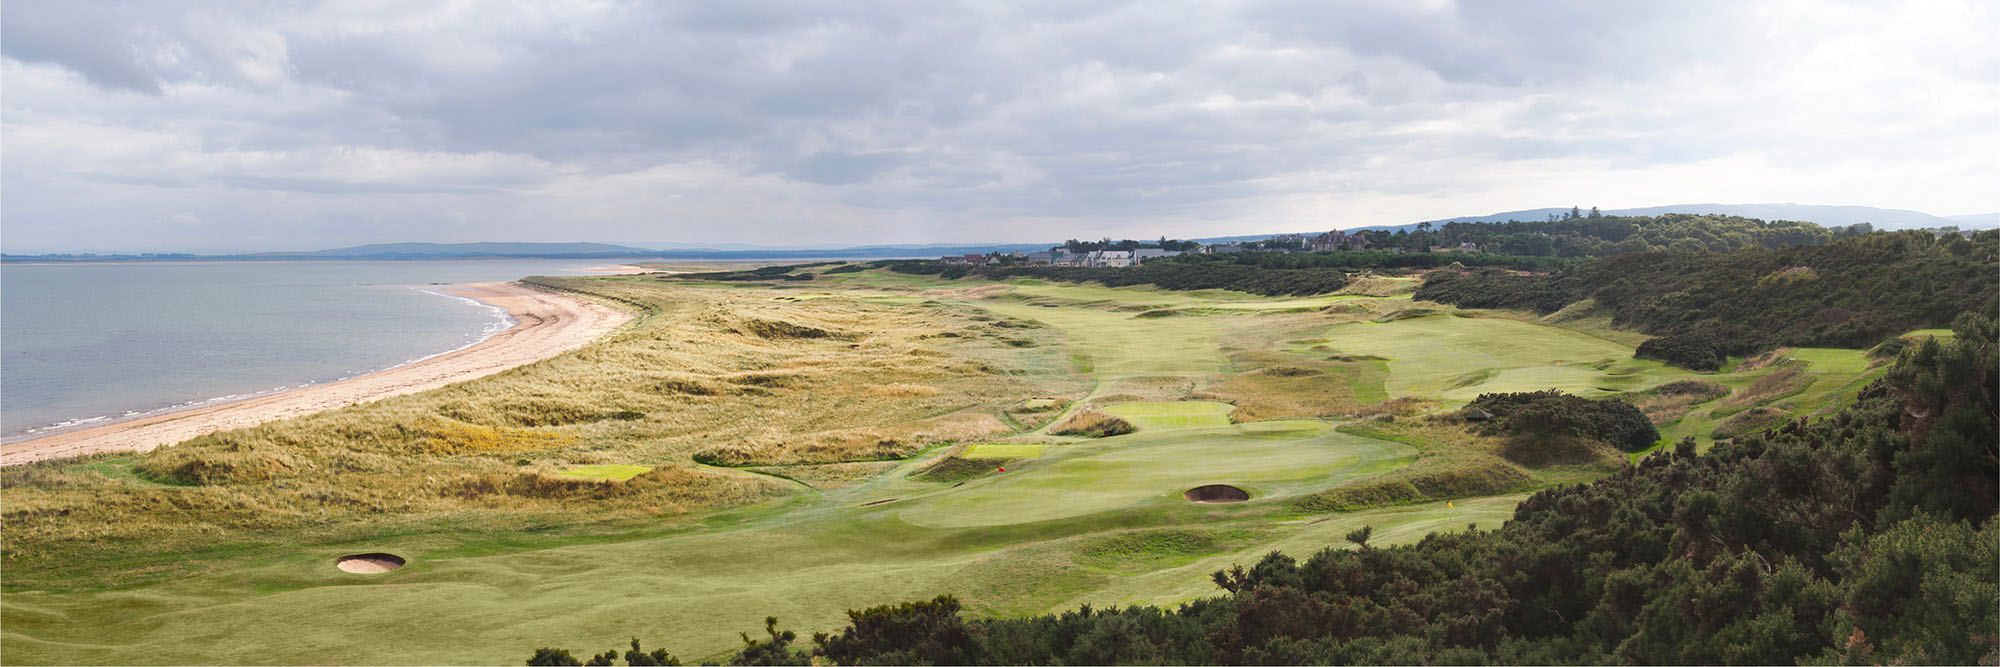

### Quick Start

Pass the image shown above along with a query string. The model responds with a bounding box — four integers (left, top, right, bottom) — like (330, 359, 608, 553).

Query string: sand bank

(576, 264, 656, 275)
(0, 282, 631, 466)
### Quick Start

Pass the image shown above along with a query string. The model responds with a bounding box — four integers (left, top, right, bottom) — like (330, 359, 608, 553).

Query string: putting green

(961, 444, 1048, 459)
(1100, 401, 1234, 428)
(1321, 315, 1680, 398)
(899, 423, 1414, 529)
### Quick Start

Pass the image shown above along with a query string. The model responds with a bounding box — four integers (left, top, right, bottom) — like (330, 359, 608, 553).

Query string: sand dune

(0, 282, 631, 466)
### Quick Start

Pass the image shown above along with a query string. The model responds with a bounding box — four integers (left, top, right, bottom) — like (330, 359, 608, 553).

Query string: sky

(2, 1, 1995, 253)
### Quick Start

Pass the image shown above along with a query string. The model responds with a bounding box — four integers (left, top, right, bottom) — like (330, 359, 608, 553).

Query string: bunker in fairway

(335, 553, 406, 574)
(1184, 484, 1250, 503)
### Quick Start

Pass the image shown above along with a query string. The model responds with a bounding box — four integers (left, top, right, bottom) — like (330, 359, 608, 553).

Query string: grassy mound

(1711, 406, 1792, 439)
(1072, 528, 1266, 574)
(1048, 410, 1136, 437)
(1294, 457, 1531, 513)
(911, 456, 1014, 483)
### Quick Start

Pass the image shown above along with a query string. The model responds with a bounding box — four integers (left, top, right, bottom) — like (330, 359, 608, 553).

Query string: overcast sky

(2, 1, 1994, 252)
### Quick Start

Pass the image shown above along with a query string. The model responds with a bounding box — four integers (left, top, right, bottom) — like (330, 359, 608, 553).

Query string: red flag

(997, 467, 1005, 472)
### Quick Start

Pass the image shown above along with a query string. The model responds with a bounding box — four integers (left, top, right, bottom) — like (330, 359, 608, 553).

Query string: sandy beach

(0, 282, 631, 466)
(576, 263, 658, 275)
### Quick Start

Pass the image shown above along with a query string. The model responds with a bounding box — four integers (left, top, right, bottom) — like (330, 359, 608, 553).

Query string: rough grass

(2, 279, 1085, 586)
(1002, 397, 1074, 430)
(7, 270, 1887, 665)
(1712, 364, 1813, 417)
(1199, 358, 1376, 421)
(1711, 406, 1793, 439)
(910, 455, 1014, 483)
(554, 464, 655, 482)
(749, 461, 902, 490)
(1048, 410, 1137, 437)
(1628, 379, 1731, 425)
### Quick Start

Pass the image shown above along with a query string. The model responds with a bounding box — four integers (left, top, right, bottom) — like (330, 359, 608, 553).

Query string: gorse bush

(1466, 390, 1660, 451)
(1415, 230, 1998, 368)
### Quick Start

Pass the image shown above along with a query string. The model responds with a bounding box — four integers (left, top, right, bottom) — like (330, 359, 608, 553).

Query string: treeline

(1426, 212, 1871, 257)
(1184, 250, 1576, 272)
(534, 315, 1996, 665)
(877, 260, 1353, 297)
(1415, 230, 1998, 368)
(870, 250, 1575, 297)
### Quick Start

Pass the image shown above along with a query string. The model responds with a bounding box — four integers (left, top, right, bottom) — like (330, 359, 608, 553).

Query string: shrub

(1636, 331, 1727, 371)
(1468, 390, 1659, 451)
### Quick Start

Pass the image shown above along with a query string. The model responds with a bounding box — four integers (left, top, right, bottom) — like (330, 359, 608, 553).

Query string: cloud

(2, 0, 1996, 252)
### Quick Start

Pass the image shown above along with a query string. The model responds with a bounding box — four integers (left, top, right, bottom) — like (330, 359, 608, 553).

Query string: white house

(1088, 250, 1134, 267)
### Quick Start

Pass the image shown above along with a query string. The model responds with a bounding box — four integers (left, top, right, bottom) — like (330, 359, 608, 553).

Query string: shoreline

(0, 281, 631, 466)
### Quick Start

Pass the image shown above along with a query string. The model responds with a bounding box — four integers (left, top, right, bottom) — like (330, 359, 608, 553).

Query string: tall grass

(1, 278, 1086, 585)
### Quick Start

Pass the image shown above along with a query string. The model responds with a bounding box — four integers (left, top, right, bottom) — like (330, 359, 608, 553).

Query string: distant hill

(1947, 212, 2000, 227)
(1415, 203, 1977, 230)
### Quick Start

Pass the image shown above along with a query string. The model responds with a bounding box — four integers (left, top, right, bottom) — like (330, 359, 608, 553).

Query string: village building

(1133, 248, 1182, 262)
(940, 253, 992, 266)
(1087, 250, 1134, 267)
(1309, 230, 1370, 252)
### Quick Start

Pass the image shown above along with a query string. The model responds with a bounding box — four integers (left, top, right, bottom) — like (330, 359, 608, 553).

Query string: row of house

(938, 228, 1480, 266)
(940, 248, 1185, 268)
(1052, 248, 1182, 267)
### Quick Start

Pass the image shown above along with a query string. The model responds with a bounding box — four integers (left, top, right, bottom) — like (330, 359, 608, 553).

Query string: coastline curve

(0, 282, 631, 466)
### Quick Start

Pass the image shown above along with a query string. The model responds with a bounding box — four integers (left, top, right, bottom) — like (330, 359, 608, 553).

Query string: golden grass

(1335, 275, 1421, 297)
(750, 461, 903, 490)
(1711, 406, 1792, 439)
(1714, 364, 1812, 415)
(1628, 379, 1731, 425)
(2, 278, 1087, 577)
(1048, 410, 1137, 437)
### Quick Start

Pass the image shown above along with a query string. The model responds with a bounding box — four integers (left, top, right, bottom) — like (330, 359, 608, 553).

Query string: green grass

(1099, 401, 1234, 428)
(1317, 314, 1669, 398)
(899, 422, 1410, 529)
(553, 464, 654, 481)
(960, 444, 1047, 459)
(1, 270, 1904, 665)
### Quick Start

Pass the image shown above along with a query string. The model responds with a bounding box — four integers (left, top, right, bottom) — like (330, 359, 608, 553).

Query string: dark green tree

(731, 617, 808, 666)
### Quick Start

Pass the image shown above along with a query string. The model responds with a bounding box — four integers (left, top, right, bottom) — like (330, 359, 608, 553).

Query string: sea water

(0, 259, 632, 441)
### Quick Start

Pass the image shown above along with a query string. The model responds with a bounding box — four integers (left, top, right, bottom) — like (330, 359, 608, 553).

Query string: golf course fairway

(0, 271, 1892, 665)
